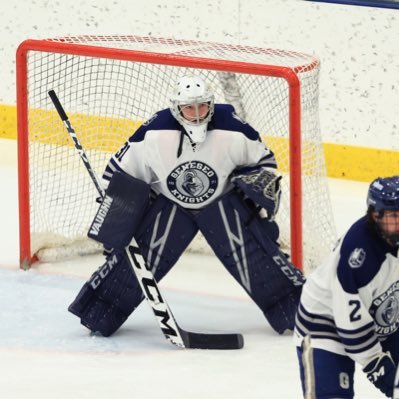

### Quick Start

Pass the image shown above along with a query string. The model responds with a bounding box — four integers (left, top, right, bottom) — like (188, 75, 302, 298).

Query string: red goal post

(16, 35, 337, 272)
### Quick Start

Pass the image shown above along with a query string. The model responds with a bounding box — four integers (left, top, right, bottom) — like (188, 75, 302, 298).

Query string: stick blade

(182, 331, 244, 350)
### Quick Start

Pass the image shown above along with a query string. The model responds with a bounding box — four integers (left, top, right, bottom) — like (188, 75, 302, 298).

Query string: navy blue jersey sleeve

(332, 216, 395, 365)
(337, 217, 393, 293)
(210, 104, 262, 142)
(210, 104, 277, 170)
(129, 109, 181, 143)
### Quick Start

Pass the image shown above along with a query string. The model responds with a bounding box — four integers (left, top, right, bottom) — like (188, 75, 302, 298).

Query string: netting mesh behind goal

(17, 35, 337, 273)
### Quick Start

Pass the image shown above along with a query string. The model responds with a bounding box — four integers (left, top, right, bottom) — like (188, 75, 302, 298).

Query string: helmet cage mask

(170, 76, 215, 144)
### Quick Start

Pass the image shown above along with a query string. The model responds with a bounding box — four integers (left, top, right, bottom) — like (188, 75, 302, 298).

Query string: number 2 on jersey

(349, 299, 361, 322)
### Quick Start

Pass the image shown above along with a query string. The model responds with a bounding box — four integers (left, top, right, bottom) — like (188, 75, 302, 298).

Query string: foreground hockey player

(395, 364, 399, 399)
(69, 75, 304, 338)
(295, 175, 399, 398)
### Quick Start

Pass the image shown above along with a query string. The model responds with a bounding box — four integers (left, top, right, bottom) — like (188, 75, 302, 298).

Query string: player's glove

(231, 167, 282, 220)
(363, 352, 396, 398)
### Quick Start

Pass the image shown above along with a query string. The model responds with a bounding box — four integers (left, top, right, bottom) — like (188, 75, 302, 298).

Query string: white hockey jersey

(102, 104, 276, 210)
(295, 216, 399, 367)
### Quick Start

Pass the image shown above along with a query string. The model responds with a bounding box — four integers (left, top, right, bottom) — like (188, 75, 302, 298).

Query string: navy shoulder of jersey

(337, 216, 395, 293)
(209, 104, 261, 141)
(129, 108, 181, 143)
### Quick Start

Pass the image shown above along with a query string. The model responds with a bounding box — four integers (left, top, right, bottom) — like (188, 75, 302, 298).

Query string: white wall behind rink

(1, 0, 398, 151)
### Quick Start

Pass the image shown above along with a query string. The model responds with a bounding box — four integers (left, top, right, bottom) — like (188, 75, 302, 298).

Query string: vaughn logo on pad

(89, 195, 114, 236)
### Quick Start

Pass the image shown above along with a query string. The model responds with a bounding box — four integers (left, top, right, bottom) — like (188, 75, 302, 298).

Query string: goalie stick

(48, 90, 244, 350)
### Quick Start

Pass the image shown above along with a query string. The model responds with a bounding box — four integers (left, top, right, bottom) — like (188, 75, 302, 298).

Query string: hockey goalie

(68, 75, 305, 337)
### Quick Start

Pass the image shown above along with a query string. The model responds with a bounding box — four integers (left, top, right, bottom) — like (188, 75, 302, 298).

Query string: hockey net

(17, 35, 337, 274)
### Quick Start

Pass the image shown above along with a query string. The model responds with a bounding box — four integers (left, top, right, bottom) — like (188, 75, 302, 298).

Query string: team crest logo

(167, 161, 218, 204)
(348, 248, 366, 268)
(370, 282, 399, 336)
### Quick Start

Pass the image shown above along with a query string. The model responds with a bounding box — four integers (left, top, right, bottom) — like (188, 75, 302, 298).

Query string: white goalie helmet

(170, 75, 215, 144)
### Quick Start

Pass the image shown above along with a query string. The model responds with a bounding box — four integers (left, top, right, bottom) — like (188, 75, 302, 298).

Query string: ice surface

(0, 149, 380, 398)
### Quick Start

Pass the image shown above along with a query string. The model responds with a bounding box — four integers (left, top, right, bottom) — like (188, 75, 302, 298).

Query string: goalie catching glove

(231, 167, 282, 220)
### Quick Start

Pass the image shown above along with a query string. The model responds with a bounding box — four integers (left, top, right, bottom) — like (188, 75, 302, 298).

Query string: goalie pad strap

(196, 190, 305, 334)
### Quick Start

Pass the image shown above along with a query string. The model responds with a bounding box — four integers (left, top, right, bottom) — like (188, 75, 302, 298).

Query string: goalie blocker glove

(88, 171, 151, 250)
(363, 352, 396, 397)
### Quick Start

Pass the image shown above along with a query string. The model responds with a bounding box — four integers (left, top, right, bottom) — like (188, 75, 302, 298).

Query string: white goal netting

(17, 35, 337, 273)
